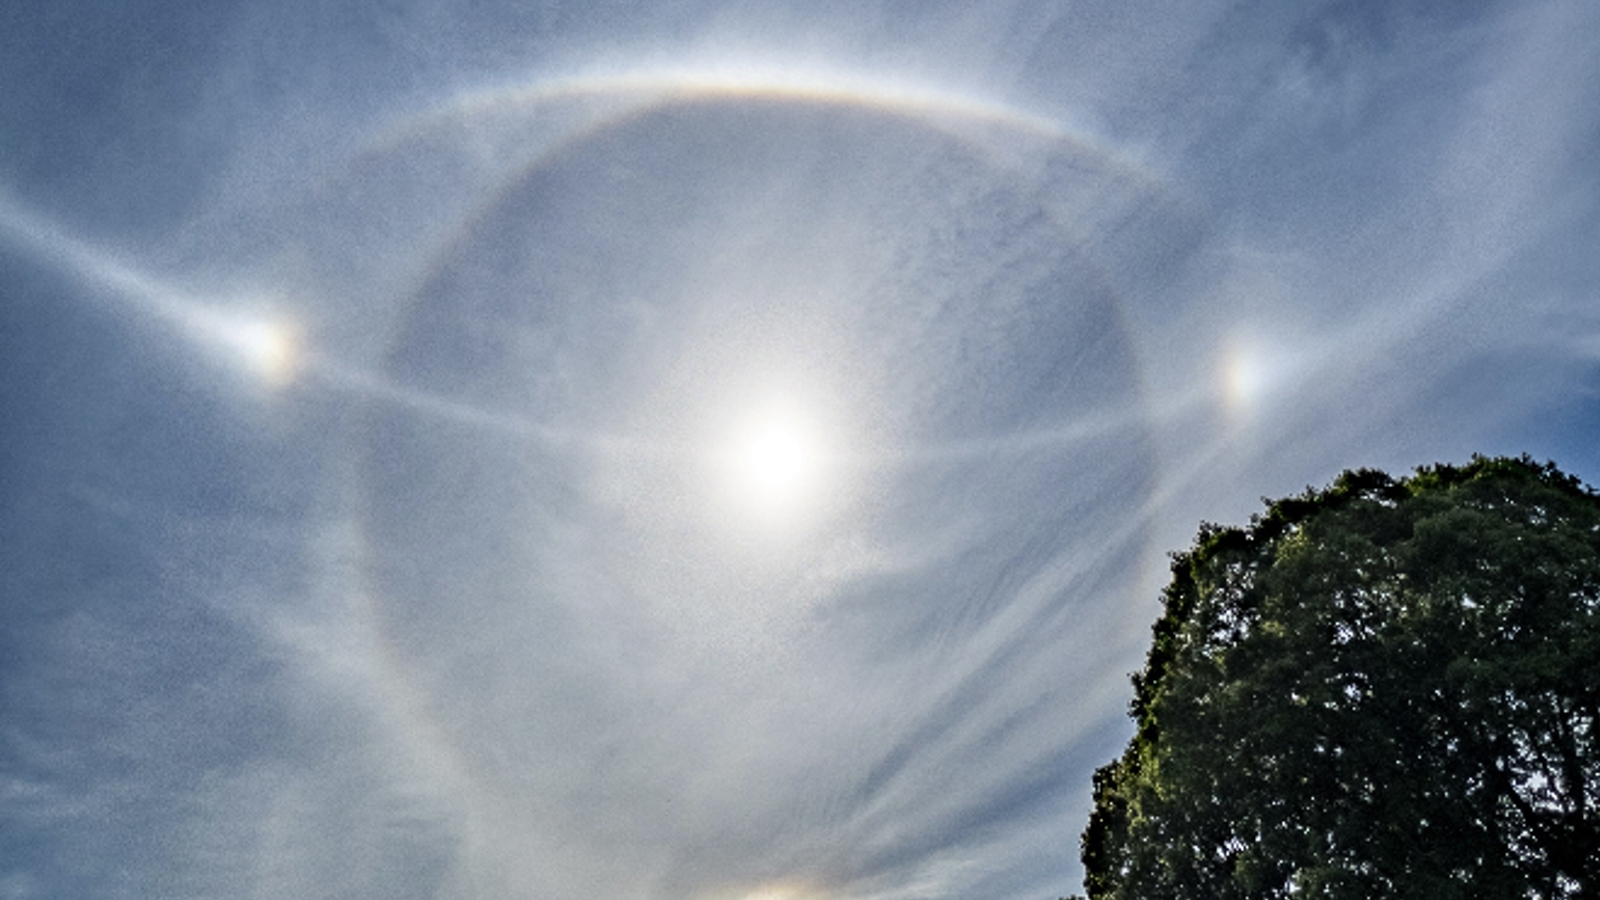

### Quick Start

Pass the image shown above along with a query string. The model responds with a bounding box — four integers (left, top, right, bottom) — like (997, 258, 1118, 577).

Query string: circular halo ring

(319, 60, 1178, 899)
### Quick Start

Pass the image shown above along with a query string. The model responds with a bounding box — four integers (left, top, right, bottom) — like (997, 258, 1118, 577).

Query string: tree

(1080, 456, 1600, 899)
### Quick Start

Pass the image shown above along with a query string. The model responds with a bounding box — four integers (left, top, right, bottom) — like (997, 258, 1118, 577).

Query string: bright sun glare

(738, 415, 813, 500)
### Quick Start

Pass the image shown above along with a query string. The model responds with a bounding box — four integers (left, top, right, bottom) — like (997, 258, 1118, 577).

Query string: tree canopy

(1079, 456, 1600, 899)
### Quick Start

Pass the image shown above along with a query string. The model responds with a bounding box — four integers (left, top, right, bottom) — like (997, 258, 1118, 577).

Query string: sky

(2, 1, 1599, 898)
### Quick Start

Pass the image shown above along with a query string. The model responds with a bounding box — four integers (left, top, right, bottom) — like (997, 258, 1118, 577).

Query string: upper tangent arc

(346, 56, 1164, 190)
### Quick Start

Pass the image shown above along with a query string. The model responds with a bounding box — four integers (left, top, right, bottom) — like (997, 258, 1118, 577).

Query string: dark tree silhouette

(1080, 456, 1600, 899)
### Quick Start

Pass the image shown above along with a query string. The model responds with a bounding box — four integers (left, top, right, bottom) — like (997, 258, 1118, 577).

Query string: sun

(735, 412, 815, 504)
(697, 380, 856, 541)
(742, 419, 808, 491)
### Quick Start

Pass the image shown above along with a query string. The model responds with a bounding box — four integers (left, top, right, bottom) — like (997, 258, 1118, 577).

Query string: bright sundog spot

(215, 315, 301, 386)
(180, 306, 303, 387)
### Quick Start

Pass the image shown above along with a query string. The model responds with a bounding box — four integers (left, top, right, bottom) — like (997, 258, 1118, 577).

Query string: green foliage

(1081, 456, 1600, 899)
